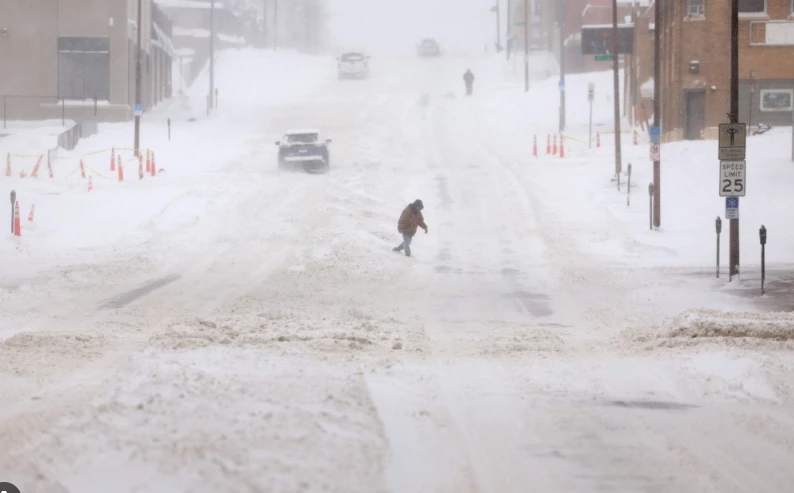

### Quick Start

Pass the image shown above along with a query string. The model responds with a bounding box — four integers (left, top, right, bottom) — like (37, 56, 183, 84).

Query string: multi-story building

(661, 0, 794, 141)
(0, 0, 174, 123)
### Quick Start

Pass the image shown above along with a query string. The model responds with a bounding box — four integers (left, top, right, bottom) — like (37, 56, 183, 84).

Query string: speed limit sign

(719, 160, 746, 197)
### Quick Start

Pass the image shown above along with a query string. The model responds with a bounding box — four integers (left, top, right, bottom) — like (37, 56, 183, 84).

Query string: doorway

(684, 89, 706, 140)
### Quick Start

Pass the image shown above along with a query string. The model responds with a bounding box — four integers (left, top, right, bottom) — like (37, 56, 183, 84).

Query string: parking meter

(716, 216, 722, 234)
(760, 225, 767, 245)
(648, 183, 653, 196)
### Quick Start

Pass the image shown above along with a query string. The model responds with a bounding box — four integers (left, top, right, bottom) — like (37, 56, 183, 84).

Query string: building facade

(661, 0, 794, 142)
(0, 0, 174, 123)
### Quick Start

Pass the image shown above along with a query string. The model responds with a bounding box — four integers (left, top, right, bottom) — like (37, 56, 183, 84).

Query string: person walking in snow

(463, 69, 475, 96)
(393, 199, 428, 257)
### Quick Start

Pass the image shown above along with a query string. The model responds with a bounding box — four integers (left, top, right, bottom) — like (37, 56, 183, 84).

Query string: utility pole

(209, 0, 215, 111)
(274, 0, 278, 51)
(558, 0, 566, 132)
(262, 0, 268, 48)
(653, 0, 661, 228)
(496, 1, 502, 52)
(506, 0, 512, 60)
(133, 0, 142, 157)
(524, 0, 529, 92)
(611, 0, 622, 177)
(729, 0, 740, 278)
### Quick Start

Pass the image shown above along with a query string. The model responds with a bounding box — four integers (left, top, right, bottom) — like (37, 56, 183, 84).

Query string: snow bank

(664, 309, 794, 341)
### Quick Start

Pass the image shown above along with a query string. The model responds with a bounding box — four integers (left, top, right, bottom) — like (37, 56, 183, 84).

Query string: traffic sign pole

(729, 0, 740, 280)
(652, 0, 661, 229)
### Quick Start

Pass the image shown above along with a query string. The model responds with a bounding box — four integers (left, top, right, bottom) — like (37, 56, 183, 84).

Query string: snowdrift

(661, 309, 794, 341)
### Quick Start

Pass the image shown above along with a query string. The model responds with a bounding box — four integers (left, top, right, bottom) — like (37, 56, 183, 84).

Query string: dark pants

(465, 83, 473, 96)
(394, 233, 413, 256)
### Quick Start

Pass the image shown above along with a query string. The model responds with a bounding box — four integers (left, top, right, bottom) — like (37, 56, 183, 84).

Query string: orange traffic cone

(88, 176, 94, 191)
(553, 134, 557, 155)
(596, 132, 601, 148)
(532, 135, 538, 157)
(546, 135, 551, 155)
(13, 201, 21, 237)
(118, 156, 124, 181)
(151, 153, 156, 177)
(138, 156, 144, 180)
(80, 159, 86, 179)
(560, 134, 565, 158)
(110, 148, 116, 171)
(47, 155, 54, 179)
(700, 128, 705, 140)
(28, 204, 35, 222)
(145, 151, 152, 173)
(5, 153, 10, 177)
(633, 130, 638, 146)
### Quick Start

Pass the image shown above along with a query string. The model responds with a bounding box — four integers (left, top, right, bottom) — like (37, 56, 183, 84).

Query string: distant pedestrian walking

(463, 69, 475, 96)
(393, 199, 428, 257)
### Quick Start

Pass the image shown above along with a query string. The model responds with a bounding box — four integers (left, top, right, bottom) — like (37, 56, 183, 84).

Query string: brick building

(661, 0, 794, 142)
(0, 0, 174, 123)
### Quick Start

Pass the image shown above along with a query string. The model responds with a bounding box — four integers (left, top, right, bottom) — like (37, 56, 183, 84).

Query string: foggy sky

(326, 0, 497, 55)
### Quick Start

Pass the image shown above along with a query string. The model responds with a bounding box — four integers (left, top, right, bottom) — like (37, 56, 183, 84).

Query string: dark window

(286, 133, 319, 143)
(738, 0, 765, 13)
(58, 36, 110, 100)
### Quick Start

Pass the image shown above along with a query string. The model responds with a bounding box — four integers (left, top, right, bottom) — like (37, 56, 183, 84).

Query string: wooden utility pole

(133, 0, 142, 157)
(729, 0, 740, 278)
(653, 0, 661, 227)
(611, 0, 622, 176)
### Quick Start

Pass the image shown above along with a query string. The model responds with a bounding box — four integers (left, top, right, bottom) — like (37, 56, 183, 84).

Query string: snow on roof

(173, 27, 210, 38)
(285, 129, 320, 135)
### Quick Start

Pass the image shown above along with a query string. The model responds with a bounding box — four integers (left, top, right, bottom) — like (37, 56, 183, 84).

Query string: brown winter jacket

(397, 205, 427, 237)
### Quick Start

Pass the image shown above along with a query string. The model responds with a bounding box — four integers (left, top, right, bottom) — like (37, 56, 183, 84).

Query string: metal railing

(2, 94, 103, 128)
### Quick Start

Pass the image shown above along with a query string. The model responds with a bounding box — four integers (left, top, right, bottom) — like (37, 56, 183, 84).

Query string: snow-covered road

(2, 50, 794, 492)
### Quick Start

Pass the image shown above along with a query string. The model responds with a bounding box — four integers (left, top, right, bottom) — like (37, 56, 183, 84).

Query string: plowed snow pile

(663, 309, 794, 341)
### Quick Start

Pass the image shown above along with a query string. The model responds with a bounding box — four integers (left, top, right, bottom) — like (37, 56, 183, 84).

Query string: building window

(760, 89, 793, 111)
(738, 0, 766, 14)
(687, 0, 704, 17)
(58, 37, 110, 101)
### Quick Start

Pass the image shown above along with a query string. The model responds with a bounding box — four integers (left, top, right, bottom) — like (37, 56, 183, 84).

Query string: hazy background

(326, 0, 496, 55)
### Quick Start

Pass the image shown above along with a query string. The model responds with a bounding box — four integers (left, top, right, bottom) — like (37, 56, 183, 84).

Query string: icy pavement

(1, 49, 794, 492)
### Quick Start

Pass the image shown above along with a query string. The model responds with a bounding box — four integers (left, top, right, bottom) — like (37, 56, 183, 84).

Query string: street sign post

(650, 126, 660, 144)
(134, 104, 143, 117)
(726, 197, 739, 219)
(718, 122, 746, 161)
(650, 143, 660, 161)
(719, 160, 746, 197)
(587, 83, 595, 103)
(558, 80, 565, 90)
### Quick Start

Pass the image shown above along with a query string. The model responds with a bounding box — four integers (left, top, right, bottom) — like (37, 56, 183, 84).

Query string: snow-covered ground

(2, 47, 794, 492)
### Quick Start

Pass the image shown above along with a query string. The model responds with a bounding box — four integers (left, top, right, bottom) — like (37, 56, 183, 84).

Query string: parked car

(337, 52, 370, 79)
(275, 129, 331, 173)
(417, 38, 442, 57)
